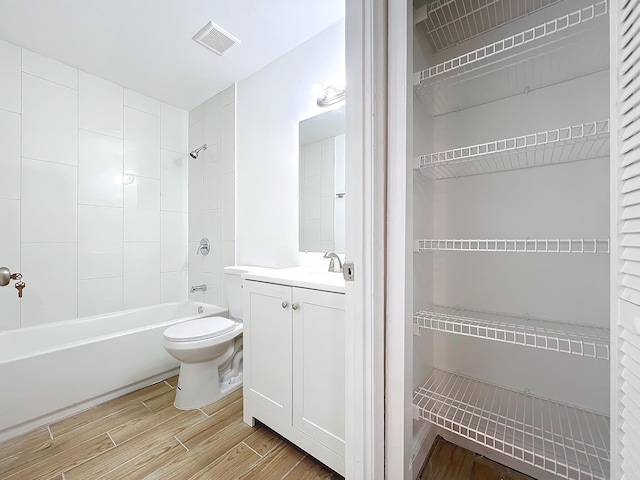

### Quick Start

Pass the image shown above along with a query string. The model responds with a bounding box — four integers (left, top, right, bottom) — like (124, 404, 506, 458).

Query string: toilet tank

(223, 266, 253, 320)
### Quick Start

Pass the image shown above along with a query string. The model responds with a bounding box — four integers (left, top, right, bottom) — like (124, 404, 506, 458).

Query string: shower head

(189, 144, 207, 159)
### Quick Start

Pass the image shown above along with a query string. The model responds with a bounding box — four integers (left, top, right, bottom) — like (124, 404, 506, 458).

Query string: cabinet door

(292, 287, 345, 456)
(244, 280, 293, 422)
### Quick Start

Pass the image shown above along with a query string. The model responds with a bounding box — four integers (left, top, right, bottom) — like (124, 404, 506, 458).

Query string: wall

(236, 20, 345, 268)
(188, 86, 236, 308)
(0, 39, 189, 331)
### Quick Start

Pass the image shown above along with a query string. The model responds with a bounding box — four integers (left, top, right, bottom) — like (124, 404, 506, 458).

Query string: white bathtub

(0, 301, 227, 442)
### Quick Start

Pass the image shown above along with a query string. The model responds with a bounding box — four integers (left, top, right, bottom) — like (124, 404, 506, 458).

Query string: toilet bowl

(162, 266, 251, 410)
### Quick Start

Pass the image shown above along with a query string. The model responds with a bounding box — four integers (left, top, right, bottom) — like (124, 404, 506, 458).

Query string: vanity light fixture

(315, 84, 345, 107)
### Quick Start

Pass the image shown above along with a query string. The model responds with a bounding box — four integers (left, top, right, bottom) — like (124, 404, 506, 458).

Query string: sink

(241, 267, 345, 293)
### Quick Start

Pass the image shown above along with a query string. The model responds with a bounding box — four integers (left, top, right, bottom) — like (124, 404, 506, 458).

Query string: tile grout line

(174, 435, 189, 451)
(241, 441, 262, 458)
(47, 425, 53, 440)
(197, 408, 208, 417)
(164, 380, 174, 389)
(280, 454, 307, 480)
(106, 431, 116, 447)
(141, 401, 153, 412)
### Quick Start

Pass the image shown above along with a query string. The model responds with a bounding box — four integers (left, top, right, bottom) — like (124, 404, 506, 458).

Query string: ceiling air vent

(192, 21, 240, 56)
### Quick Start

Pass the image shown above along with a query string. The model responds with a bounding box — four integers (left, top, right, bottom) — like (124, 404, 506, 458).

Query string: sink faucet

(323, 252, 343, 273)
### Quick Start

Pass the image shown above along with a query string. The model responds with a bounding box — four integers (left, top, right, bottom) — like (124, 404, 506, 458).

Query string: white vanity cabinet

(243, 277, 345, 475)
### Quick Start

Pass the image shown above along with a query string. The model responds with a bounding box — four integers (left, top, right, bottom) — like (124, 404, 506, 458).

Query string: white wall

(0, 39, 189, 331)
(236, 20, 345, 268)
(188, 86, 236, 308)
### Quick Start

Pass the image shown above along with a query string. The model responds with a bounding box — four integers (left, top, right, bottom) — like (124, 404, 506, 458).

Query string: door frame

(344, 0, 387, 478)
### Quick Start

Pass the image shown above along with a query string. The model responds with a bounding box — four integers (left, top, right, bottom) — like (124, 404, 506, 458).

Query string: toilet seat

(164, 316, 236, 342)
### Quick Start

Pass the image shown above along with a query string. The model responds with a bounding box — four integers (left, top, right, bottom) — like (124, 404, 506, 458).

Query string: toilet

(163, 266, 249, 410)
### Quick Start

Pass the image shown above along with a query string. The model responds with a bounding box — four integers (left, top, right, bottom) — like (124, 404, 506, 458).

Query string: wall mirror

(298, 105, 346, 254)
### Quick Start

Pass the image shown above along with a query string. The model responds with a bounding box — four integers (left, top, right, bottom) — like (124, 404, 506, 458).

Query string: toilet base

(173, 344, 242, 410)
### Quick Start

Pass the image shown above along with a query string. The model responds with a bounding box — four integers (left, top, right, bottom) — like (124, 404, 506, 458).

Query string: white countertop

(242, 267, 346, 294)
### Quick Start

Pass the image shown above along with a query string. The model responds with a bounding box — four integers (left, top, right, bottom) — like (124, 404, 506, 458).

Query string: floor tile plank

(99, 437, 186, 480)
(50, 381, 172, 437)
(142, 389, 177, 412)
(164, 376, 179, 388)
(108, 403, 183, 445)
(64, 409, 204, 480)
(4, 434, 114, 480)
(189, 442, 261, 480)
(176, 398, 243, 449)
(243, 426, 282, 457)
(199, 387, 243, 416)
(0, 427, 51, 462)
(238, 440, 306, 480)
(283, 454, 336, 479)
(141, 419, 255, 480)
(420, 439, 475, 480)
(0, 404, 148, 477)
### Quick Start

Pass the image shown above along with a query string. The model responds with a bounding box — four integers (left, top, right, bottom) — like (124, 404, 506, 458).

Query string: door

(292, 287, 346, 456)
(243, 280, 293, 422)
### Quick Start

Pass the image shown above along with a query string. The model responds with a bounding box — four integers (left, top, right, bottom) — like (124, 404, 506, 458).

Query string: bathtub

(0, 301, 227, 442)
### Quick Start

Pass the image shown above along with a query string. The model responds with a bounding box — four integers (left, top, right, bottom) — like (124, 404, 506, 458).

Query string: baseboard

(411, 421, 438, 479)
(0, 367, 179, 443)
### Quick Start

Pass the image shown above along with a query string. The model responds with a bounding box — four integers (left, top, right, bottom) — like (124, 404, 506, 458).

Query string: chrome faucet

(190, 284, 207, 293)
(323, 252, 343, 273)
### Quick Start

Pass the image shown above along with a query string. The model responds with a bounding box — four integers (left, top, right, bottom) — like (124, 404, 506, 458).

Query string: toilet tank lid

(164, 316, 236, 342)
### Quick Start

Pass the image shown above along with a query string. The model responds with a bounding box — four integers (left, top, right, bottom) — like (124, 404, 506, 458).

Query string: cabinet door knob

(282, 301, 288, 309)
(292, 303, 299, 310)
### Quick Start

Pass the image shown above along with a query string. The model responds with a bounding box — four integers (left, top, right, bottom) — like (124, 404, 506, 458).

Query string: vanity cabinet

(243, 279, 345, 475)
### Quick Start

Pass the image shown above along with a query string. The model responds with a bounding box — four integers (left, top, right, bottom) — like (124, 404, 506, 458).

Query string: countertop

(242, 267, 346, 294)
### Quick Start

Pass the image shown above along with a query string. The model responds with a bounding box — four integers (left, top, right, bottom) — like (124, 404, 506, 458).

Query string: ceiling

(0, 0, 345, 110)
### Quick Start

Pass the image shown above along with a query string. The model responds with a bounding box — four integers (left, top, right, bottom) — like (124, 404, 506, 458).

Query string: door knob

(292, 303, 299, 310)
(282, 301, 288, 309)
(0, 267, 10, 287)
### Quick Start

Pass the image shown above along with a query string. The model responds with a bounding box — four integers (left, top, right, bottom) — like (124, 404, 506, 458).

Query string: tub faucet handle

(15, 281, 25, 298)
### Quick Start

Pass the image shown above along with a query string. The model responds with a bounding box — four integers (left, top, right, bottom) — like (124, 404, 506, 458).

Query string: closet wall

(410, 0, 611, 478)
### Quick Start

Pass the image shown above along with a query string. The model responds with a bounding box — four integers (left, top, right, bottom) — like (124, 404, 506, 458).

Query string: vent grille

(192, 21, 240, 56)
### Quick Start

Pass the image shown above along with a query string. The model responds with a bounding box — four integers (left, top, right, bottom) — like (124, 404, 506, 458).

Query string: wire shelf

(414, 0, 563, 53)
(414, 1, 609, 115)
(414, 369, 610, 480)
(416, 238, 610, 254)
(418, 120, 610, 179)
(414, 305, 610, 360)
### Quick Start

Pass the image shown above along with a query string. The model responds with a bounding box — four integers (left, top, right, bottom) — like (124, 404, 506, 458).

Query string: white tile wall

(78, 205, 123, 279)
(124, 89, 161, 117)
(124, 176, 161, 242)
(79, 72, 124, 138)
(161, 150, 188, 212)
(161, 271, 188, 303)
(0, 39, 189, 332)
(189, 87, 235, 308)
(161, 104, 188, 154)
(22, 50, 78, 89)
(78, 277, 123, 317)
(22, 159, 77, 243)
(22, 73, 78, 165)
(78, 130, 124, 207)
(161, 211, 188, 272)
(21, 243, 78, 326)
(124, 107, 161, 179)
(124, 242, 161, 309)
(0, 110, 21, 200)
(0, 40, 21, 113)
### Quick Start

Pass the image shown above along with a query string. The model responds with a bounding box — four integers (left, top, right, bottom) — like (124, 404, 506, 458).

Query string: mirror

(298, 105, 346, 254)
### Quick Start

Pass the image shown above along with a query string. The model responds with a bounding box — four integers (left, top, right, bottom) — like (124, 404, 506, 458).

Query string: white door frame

(344, 0, 387, 478)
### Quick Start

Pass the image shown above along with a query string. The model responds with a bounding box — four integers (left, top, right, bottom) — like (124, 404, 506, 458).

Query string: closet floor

(420, 438, 534, 480)
(0, 375, 342, 479)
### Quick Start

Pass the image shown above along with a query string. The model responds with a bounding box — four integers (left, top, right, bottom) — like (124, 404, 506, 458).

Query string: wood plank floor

(0, 376, 342, 480)
(419, 437, 534, 480)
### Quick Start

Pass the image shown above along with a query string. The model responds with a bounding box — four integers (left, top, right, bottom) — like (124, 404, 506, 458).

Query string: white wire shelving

(415, 238, 610, 254)
(417, 120, 610, 179)
(413, 305, 609, 360)
(414, 369, 610, 480)
(414, 0, 563, 53)
(414, 1, 609, 116)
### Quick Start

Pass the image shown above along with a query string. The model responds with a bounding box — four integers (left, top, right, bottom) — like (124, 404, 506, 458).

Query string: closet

(408, 0, 614, 478)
